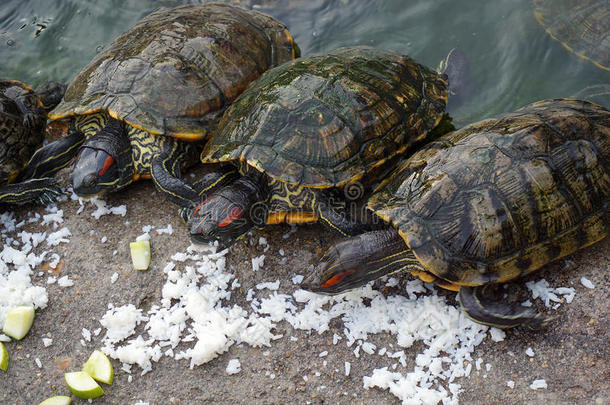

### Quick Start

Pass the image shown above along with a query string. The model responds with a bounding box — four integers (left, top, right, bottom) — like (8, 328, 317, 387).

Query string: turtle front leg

(150, 150, 202, 210)
(458, 285, 552, 329)
(314, 190, 370, 237)
(0, 178, 62, 205)
(19, 130, 85, 181)
(192, 166, 240, 198)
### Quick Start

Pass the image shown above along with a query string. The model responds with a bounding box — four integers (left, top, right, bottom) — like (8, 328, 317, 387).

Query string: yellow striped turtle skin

(534, 0, 610, 71)
(369, 99, 610, 287)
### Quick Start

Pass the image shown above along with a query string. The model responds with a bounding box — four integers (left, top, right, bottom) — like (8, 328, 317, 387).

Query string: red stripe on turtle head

(219, 206, 243, 227)
(98, 155, 115, 176)
(321, 269, 356, 288)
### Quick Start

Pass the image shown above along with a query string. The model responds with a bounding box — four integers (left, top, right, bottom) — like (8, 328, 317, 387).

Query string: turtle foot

(0, 178, 63, 206)
(458, 285, 553, 329)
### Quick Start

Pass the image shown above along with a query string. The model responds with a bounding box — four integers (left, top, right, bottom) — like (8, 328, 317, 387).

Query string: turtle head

(438, 48, 470, 112)
(71, 117, 133, 196)
(301, 238, 370, 294)
(302, 229, 415, 294)
(188, 176, 267, 249)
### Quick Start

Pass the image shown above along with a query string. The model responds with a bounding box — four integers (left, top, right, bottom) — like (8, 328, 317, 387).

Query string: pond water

(0, 0, 607, 126)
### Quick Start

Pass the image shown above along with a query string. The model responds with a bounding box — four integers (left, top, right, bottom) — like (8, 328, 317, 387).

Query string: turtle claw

(520, 313, 555, 330)
(0, 177, 63, 206)
(34, 178, 63, 205)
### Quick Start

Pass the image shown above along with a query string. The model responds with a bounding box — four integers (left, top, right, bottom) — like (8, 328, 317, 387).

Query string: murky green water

(0, 0, 607, 126)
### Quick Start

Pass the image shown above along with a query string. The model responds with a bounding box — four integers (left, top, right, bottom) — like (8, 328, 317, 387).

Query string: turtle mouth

(189, 232, 212, 245)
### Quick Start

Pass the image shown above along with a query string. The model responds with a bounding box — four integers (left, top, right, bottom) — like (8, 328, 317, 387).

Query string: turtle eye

(98, 155, 115, 176)
(321, 269, 356, 288)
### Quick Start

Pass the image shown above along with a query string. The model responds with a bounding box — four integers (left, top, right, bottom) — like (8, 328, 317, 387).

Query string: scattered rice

(100, 304, 146, 343)
(251, 255, 265, 272)
(226, 358, 241, 375)
(156, 224, 174, 235)
(136, 233, 151, 242)
(580, 277, 595, 289)
(81, 196, 127, 219)
(0, 212, 50, 326)
(526, 279, 575, 308)
(529, 379, 547, 390)
(82, 328, 91, 342)
(489, 328, 506, 342)
(256, 281, 280, 291)
(57, 276, 74, 287)
(46, 228, 71, 246)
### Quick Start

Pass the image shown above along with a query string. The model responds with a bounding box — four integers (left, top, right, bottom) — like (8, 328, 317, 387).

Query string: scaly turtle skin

(303, 99, 610, 328)
(186, 46, 449, 248)
(22, 3, 299, 207)
(534, 0, 610, 70)
(0, 79, 65, 205)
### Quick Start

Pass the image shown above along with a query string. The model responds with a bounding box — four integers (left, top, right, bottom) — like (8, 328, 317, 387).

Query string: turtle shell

(201, 46, 448, 187)
(49, 3, 299, 141)
(534, 0, 610, 70)
(0, 79, 46, 185)
(369, 99, 610, 286)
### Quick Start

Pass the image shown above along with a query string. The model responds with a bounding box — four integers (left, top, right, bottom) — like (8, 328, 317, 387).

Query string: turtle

(186, 46, 451, 248)
(21, 3, 300, 208)
(302, 98, 610, 329)
(438, 48, 471, 112)
(534, 0, 610, 71)
(0, 79, 66, 205)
